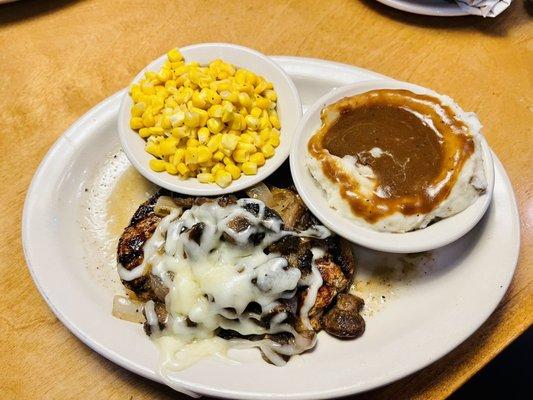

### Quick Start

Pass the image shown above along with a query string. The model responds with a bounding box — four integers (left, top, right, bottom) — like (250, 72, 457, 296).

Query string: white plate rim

(22, 57, 521, 399)
(374, 0, 469, 16)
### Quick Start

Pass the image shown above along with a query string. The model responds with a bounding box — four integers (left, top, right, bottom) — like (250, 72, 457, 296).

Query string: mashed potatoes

(307, 89, 487, 233)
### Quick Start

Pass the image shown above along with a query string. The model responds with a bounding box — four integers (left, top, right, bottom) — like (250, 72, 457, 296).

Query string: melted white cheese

(121, 198, 329, 369)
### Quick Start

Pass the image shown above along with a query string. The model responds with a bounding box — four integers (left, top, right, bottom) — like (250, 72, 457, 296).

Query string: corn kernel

(239, 133, 254, 144)
(198, 127, 210, 143)
(230, 113, 246, 131)
(221, 134, 239, 151)
(154, 87, 168, 99)
(269, 129, 280, 147)
(171, 126, 188, 139)
(142, 111, 155, 127)
(197, 173, 215, 183)
(235, 69, 246, 84)
(148, 126, 164, 136)
(242, 162, 258, 175)
(207, 134, 223, 153)
(160, 115, 171, 129)
(160, 138, 178, 156)
(258, 116, 271, 130)
(248, 131, 261, 146)
(167, 48, 183, 63)
(267, 110, 280, 129)
(208, 104, 223, 118)
(165, 162, 178, 175)
(237, 83, 254, 96)
(244, 115, 259, 131)
(131, 85, 142, 102)
(130, 117, 144, 130)
(214, 170, 232, 188)
(238, 92, 252, 110)
(141, 82, 156, 95)
(192, 91, 207, 109)
(259, 128, 271, 143)
(198, 146, 211, 163)
(236, 142, 256, 153)
(254, 96, 270, 109)
(264, 90, 277, 102)
(223, 156, 234, 166)
(225, 163, 241, 180)
(222, 101, 235, 112)
(233, 149, 249, 163)
(213, 150, 225, 161)
(170, 111, 185, 127)
(184, 111, 201, 127)
(149, 159, 166, 172)
(221, 147, 233, 156)
(254, 81, 269, 95)
(244, 71, 257, 86)
(194, 108, 209, 126)
(176, 162, 189, 176)
(249, 152, 266, 166)
(250, 107, 262, 118)
(165, 79, 177, 90)
(131, 103, 146, 117)
(173, 148, 185, 164)
(219, 90, 239, 103)
(207, 118, 223, 134)
(186, 138, 200, 147)
(211, 162, 225, 174)
(145, 143, 161, 158)
(219, 110, 231, 124)
(261, 143, 275, 158)
(139, 128, 151, 138)
(185, 147, 198, 164)
(206, 90, 221, 105)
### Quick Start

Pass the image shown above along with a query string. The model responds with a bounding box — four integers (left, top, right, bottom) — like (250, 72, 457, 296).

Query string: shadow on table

(0, 0, 80, 26)
(449, 327, 532, 399)
(358, 0, 528, 37)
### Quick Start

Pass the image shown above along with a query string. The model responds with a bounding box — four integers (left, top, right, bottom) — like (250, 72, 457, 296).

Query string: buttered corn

(129, 48, 280, 187)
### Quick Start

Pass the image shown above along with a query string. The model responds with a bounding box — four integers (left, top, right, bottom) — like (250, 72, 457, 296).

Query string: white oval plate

(22, 56, 520, 399)
(290, 79, 495, 253)
(374, 0, 469, 16)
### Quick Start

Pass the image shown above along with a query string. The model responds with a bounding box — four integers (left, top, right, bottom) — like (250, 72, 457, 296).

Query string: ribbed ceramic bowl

(290, 79, 495, 253)
(118, 43, 302, 195)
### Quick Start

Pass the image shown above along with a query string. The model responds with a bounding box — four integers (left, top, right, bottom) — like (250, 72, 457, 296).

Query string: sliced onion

(245, 183, 274, 207)
(154, 196, 179, 217)
(112, 295, 146, 323)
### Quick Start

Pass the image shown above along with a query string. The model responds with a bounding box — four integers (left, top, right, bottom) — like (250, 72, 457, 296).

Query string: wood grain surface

(0, 0, 531, 399)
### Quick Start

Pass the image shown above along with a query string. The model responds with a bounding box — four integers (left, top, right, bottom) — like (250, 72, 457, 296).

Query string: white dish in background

(22, 57, 519, 399)
(290, 79, 494, 253)
(374, 0, 469, 16)
(118, 43, 302, 196)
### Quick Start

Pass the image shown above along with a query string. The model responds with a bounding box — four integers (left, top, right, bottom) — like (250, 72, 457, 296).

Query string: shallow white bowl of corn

(118, 43, 302, 195)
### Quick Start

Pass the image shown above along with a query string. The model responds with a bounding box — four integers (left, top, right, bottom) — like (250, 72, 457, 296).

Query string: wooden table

(1, 0, 531, 398)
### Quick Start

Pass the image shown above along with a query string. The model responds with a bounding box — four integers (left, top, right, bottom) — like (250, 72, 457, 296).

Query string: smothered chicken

(117, 185, 364, 366)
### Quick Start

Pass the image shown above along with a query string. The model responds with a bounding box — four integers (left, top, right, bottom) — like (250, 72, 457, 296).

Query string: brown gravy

(308, 89, 475, 223)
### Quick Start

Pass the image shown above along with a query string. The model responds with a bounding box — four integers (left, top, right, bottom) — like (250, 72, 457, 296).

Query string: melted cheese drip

(122, 198, 328, 369)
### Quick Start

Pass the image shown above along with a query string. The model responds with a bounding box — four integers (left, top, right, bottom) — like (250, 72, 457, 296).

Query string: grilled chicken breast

(117, 187, 365, 339)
